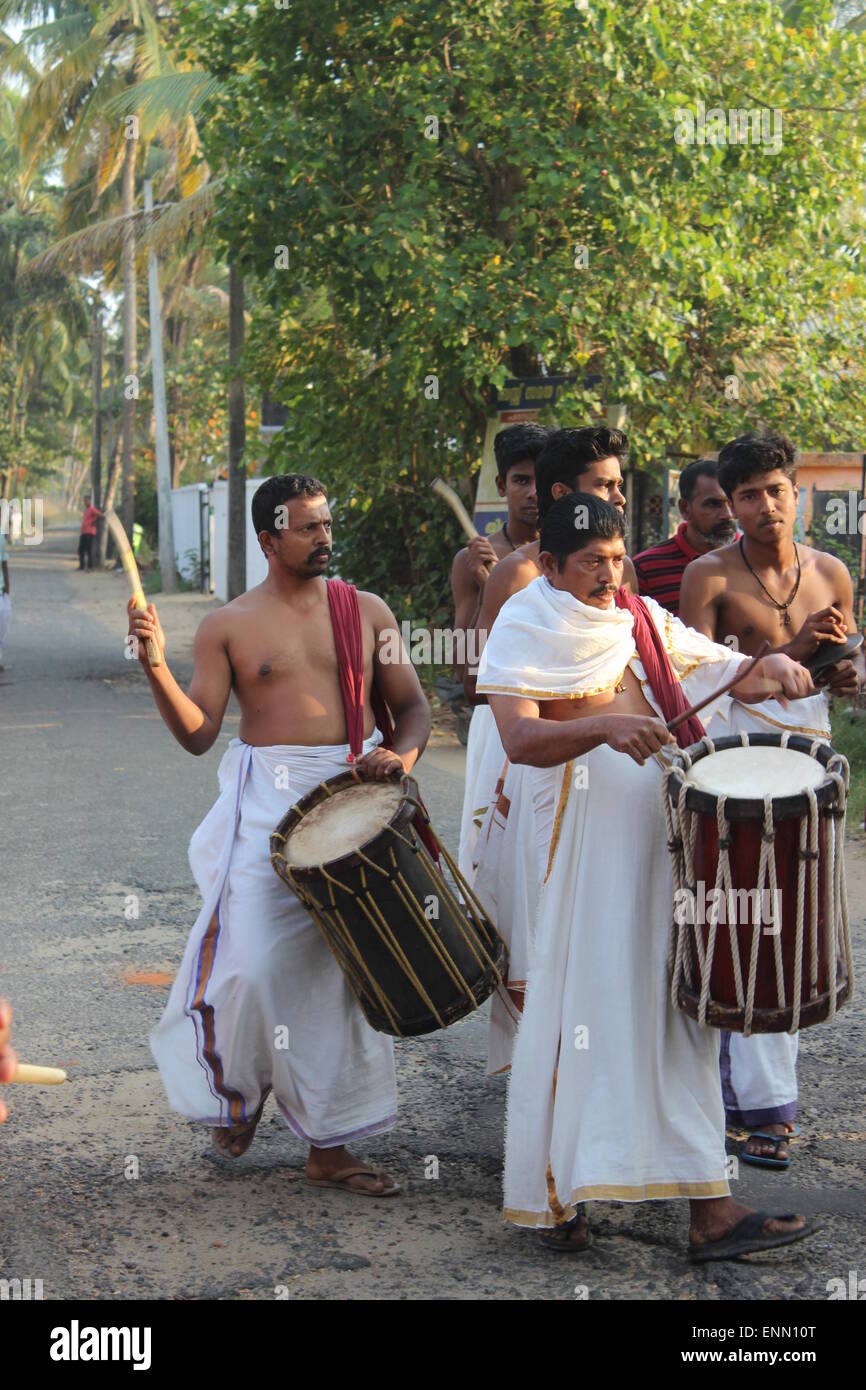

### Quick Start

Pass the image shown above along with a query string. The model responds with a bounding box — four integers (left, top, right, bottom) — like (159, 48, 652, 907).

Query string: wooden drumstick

(11, 1064, 68, 1085)
(666, 640, 772, 734)
(105, 508, 161, 667)
(431, 478, 479, 541)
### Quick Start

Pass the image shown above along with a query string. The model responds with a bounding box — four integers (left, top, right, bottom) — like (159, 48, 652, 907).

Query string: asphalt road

(0, 531, 864, 1301)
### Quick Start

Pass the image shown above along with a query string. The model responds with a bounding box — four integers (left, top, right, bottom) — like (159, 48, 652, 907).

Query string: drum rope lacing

(663, 733, 853, 1037)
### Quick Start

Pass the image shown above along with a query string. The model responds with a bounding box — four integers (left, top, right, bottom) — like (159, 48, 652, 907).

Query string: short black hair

(539, 492, 627, 570)
(493, 423, 550, 480)
(717, 433, 797, 497)
(251, 473, 327, 536)
(535, 427, 629, 519)
(679, 458, 721, 502)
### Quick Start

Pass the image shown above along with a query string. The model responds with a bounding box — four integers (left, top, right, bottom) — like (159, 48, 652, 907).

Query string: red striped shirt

(633, 524, 702, 616)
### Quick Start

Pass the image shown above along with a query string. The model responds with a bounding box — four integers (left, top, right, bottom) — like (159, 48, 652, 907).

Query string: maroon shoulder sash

(614, 589, 705, 749)
(326, 578, 441, 864)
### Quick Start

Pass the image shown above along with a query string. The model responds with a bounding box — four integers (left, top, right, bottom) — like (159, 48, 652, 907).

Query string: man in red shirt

(633, 460, 736, 614)
(78, 493, 103, 572)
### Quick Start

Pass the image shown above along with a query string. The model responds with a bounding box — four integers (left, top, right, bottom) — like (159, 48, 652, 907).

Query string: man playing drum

(479, 494, 817, 1258)
(128, 474, 431, 1195)
(680, 432, 863, 1170)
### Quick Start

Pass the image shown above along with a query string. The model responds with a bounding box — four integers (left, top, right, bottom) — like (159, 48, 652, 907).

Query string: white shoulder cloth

(476, 576, 738, 701)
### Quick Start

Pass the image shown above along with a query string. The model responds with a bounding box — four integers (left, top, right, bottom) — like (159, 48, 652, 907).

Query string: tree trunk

(91, 294, 104, 559)
(98, 432, 122, 566)
(227, 261, 246, 600)
(121, 130, 138, 537)
(144, 179, 177, 593)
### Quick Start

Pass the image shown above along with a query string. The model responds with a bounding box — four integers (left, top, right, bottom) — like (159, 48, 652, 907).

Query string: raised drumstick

(11, 1064, 68, 1085)
(666, 640, 772, 734)
(431, 478, 479, 541)
(105, 508, 161, 667)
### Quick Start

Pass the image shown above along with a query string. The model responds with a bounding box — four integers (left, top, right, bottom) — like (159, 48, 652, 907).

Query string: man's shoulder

(493, 543, 539, 582)
(684, 544, 735, 579)
(801, 542, 851, 580)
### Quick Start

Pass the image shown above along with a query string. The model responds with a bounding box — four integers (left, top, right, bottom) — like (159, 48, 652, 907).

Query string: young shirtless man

(128, 474, 431, 1195)
(453, 423, 548, 880)
(450, 423, 547, 684)
(464, 427, 636, 1069)
(680, 433, 862, 1170)
(464, 426, 636, 702)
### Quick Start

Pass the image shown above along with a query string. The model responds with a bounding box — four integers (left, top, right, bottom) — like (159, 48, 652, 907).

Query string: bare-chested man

(680, 432, 863, 1171)
(464, 426, 636, 701)
(453, 423, 548, 881)
(464, 427, 636, 1070)
(128, 474, 430, 1195)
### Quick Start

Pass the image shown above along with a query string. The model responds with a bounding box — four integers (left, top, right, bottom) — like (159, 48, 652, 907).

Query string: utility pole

(144, 179, 176, 592)
(227, 261, 246, 600)
(91, 292, 103, 559)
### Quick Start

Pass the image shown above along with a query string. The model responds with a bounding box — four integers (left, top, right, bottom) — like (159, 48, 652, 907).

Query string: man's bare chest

(719, 571, 837, 649)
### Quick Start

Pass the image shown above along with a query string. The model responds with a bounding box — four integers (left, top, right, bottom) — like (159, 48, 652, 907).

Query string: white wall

(211, 479, 269, 601)
(171, 484, 207, 582)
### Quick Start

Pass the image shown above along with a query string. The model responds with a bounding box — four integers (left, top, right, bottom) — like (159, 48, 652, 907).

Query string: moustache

(309, 548, 331, 562)
(591, 585, 619, 596)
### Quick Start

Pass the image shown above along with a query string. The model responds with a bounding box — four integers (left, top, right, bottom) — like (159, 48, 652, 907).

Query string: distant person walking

(78, 494, 103, 572)
(0, 527, 10, 668)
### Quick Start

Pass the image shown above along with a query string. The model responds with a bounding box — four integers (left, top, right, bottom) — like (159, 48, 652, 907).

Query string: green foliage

(175, 0, 866, 617)
(830, 702, 866, 837)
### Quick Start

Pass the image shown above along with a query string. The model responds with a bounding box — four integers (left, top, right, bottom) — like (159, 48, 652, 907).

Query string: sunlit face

(259, 493, 332, 577)
(496, 460, 538, 527)
(550, 456, 626, 513)
(681, 474, 736, 546)
(728, 469, 798, 543)
(539, 535, 627, 609)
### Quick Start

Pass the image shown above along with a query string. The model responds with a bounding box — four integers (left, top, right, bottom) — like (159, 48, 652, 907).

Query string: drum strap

(326, 578, 442, 867)
(614, 590, 705, 748)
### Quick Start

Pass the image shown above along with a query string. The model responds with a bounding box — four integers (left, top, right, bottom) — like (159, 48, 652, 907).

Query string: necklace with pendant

(502, 522, 517, 552)
(738, 537, 801, 628)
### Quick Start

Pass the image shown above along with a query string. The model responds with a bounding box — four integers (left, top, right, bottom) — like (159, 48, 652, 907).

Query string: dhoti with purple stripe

(150, 735, 397, 1146)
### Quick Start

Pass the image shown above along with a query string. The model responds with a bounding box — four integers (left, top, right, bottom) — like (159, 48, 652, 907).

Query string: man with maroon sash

(129, 474, 430, 1194)
(478, 494, 818, 1259)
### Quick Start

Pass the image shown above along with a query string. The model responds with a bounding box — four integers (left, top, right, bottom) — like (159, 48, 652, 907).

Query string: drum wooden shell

(664, 734, 852, 1034)
(270, 773, 507, 1037)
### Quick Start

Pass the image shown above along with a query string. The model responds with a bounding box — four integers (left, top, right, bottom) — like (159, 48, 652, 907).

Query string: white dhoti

(457, 703, 506, 885)
(474, 759, 549, 1075)
(502, 748, 729, 1224)
(151, 734, 398, 1146)
(0, 592, 10, 659)
(707, 690, 831, 1130)
(478, 580, 746, 1224)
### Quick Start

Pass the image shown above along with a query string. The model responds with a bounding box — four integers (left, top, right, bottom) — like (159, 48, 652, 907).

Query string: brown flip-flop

(536, 1210, 592, 1254)
(306, 1164, 401, 1197)
(212, 1096, 267, 1160)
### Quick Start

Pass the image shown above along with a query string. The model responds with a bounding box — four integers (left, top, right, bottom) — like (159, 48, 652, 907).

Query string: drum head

(282, 781, 404, 868)
(684, 744, 826, 801)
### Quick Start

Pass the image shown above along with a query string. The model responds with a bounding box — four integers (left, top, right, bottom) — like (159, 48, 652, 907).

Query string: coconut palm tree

(0, 0, 208, 554)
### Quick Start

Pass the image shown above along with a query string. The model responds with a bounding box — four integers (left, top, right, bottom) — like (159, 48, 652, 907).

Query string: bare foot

(305, 1144, 399, 1196)
(212, 1097, 266, 1159)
